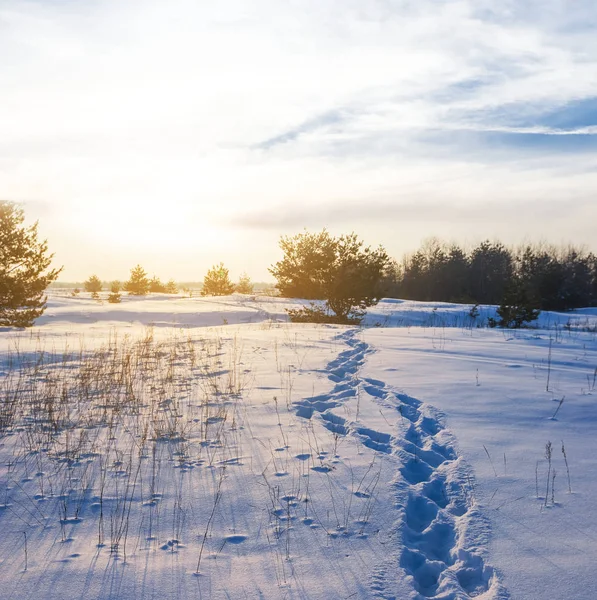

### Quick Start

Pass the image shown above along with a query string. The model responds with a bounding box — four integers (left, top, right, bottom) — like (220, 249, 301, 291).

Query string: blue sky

(0, 0, 596, 280)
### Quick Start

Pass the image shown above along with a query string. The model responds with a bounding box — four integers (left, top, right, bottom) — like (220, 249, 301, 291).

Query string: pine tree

(165, 279, 179, 294)
(469, 241, 513, 304)
(124, 265, 150, 295)
(0, 201, 62, 326)
(235, 272, 254, 294)
(84, 274, 102, 293)
(490, 277, 540, 328)
(270, 229, 337, 299)
(201, 263, 235, 296)
(270, 230, 390, 322)
(148, 276, 167, 293)
(107, 281, 122, 303)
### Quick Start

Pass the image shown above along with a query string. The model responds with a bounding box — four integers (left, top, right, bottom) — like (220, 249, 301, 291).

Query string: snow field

(0, 293, 596, 599)
(362, 326, 597, 599)
(0, 322, 419, 599)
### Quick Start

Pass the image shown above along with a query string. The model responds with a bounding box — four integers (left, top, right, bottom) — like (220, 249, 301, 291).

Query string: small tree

(165, 279, 178, 294)
(270, 230, 390, 323)
(124, 265, 150, 296)
(235, 272, 254, 294)
(489, 278, 540, 328)
(84, 274, 102, 294)
(148, 276, 167, 293)
(325, 233, 390, 321)
(107, 281, 121, 304)
(0, 201, 62, 326)
(201, 263, 235, 296)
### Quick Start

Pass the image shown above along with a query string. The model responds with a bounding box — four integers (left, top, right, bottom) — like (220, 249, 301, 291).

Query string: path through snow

(296, 329, 509, 600)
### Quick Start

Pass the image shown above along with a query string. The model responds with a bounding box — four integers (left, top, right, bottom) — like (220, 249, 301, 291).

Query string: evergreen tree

(422, 238, 448, 301)
(270, 230, 390, 322)
(84, 274, 102, 294)
(559, 247, 593, 309)
(201, 263, 235, 296)
(235, 272, 254, 294)
(148, 276, 167, 293)
(269, 229, 337, 299)
(387, 237, 597, 310)
(516, 245, 558, 310)
(0, 201, 62, 326)
(468, 241, 513, 304)
(490, 277, 540, 328)
(399, 250, 427, 300)
(107, 281, 121, 303)
(124, 265, 150, 295)
(443, 244, 470, 302)
(325, 233, 390, 321)
(380, 259, 402, 298)
(591, 254, 597, 307)
(165, 279, 179, 294)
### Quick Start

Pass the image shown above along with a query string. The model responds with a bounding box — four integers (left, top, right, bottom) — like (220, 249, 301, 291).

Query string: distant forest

(48, 240, 597, 312)
(385, 239, 597, 311)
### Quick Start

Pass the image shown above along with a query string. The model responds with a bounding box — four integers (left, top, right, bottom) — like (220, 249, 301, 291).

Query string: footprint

(363, 377, 385, 388)
(397, 403, 419, 422)
(400, 458, 433, 485)
(404, 520, 455, 564)
(401, 441, 445, 468)
(405, 424, 424, 447)
(428, 440, 457, 461)
(296, 405, 314, 419)
(321, 412, 349, 435)
(395, 393, 422, 409)
(356, 427, 392, 453)
(404, 494, 438, 533)
(455, 550, 494, 596)
(400, 549, 443, 597)
(418, 416, 442, 436)
(422, 478, 449, 509)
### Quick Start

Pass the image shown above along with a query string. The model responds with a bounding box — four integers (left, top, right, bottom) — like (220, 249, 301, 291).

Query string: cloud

(1, 0, 597, 278)
(256, 110, 350, 149)
(226, 194, 593, 231)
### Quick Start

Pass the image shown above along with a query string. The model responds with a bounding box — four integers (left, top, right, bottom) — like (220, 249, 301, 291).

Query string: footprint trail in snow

(296, 328, 509, 600)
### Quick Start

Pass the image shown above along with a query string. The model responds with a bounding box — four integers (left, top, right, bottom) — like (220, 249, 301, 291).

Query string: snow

(0, 292, 596, 599)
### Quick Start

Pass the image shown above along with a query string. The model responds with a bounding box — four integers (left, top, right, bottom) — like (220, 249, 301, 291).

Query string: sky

(1, 0, 596, 281)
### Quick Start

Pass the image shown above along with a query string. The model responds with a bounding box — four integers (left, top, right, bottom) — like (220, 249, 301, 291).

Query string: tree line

(2, 199, 596, 327)
(79, 264, 254, 303)
(267, 233, 597, 326)
(387, 238, 597, 311)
